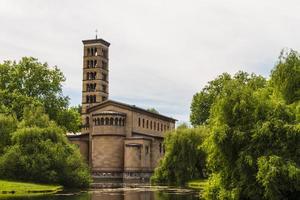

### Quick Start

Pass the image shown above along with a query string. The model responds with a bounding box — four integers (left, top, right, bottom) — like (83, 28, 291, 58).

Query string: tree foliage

(271, 49, 300, 104)
(190, 72, 266, 126)
(56, 105, 82, 133)
(0, 107, 91, 188)
(0, 115, 17, 154)
(0, 57, 81, 133)
(147, 108, 160, 114)
(201, 50, 300, 199)
(151, 126, 208, 185)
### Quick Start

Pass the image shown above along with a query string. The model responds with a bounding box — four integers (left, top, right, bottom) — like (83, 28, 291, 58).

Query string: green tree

(0, 115, 17, 154)
(0, 106, 91, 188)
(151, 126, 208, 185)
(147, 108, 160, 114)
(0, 57, 80, 132)
(202, 67, 299, 199)
(190, 72, 266, 126)
(190, 73, 231, 126)
(271, 49, 300, 104)
(57, 105, 81, 133)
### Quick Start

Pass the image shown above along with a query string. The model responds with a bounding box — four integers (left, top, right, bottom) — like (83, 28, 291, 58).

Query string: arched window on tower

(91, 48, 94, 56)
(105, 117, 109, 125)
(102, 73, 107, 81)
(138, 118, 141, 127)
(110, 118, 114, 125)
(97, 118, 100, 125)
(115, 118, 118, 126)
(101, 118, 104, 125)
(146, 120, 149, 129)
(86, 96, 90, 103)
(102, 61, 107, 70)
(87, 60, 90, 68)
(142, 119, 145, 128)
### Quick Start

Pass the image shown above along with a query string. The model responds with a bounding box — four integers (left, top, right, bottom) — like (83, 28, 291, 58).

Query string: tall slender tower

(81, 38, 110, 131)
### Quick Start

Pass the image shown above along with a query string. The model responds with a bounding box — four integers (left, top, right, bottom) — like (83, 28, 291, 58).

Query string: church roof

(87, 99, 177, 122)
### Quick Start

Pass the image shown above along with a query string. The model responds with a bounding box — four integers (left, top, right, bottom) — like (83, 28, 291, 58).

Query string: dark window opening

(102, 73, 107, 81)
(145, 146, 149, 154)
(102, 85, 107, 93)
(102, 49, 108, 58)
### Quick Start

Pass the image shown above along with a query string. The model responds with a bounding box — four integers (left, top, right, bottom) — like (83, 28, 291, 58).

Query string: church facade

(68, 38, 176, 180)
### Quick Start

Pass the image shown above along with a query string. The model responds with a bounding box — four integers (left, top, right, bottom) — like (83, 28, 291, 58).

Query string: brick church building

(68, 37, 176, 180)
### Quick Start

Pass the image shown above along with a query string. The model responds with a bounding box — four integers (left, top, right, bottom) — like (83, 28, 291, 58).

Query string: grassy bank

(0, 180, 62, 197)
(187, 179, 207, 190)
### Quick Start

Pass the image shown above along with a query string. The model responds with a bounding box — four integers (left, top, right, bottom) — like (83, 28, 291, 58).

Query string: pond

(0, 186, 200, 200)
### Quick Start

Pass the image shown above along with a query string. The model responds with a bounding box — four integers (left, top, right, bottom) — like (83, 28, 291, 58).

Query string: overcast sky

(1, 0, 299, 123)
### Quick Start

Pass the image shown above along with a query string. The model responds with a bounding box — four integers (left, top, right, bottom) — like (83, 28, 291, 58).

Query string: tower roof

(82, 38, 110, 47)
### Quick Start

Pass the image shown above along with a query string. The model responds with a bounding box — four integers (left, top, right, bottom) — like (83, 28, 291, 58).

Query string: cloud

(1, 0, 299, 122)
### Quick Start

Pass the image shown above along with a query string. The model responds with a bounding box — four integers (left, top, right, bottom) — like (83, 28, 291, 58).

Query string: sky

(0, 0, 300, 124)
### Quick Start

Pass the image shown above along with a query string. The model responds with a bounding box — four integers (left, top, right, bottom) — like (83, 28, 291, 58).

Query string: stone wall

(124, 138, 152, 172)
(92, 135, 125, 172)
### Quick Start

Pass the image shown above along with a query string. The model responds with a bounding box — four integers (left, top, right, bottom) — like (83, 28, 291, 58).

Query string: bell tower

(81, 37, 110, 130)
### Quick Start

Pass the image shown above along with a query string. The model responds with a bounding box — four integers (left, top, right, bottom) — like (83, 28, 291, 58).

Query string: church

(68, 37, 176, 180)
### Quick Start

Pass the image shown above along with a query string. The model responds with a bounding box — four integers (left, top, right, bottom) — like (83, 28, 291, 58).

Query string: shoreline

(0, 180, 63, 197)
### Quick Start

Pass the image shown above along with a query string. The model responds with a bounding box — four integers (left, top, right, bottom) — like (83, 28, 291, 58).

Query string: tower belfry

(81, 37, 110, 132)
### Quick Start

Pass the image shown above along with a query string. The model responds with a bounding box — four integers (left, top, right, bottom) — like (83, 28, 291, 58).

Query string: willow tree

(203, 50, 300, 200)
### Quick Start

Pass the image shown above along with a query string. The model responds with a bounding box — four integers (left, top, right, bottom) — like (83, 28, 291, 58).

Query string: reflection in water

(0, 187, 199, 200)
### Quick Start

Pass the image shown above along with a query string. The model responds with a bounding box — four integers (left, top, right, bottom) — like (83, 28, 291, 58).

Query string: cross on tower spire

(95, 29, 98, 39)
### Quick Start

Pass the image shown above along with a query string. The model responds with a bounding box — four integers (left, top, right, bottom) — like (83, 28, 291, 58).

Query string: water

(0, 186, 200, 200)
